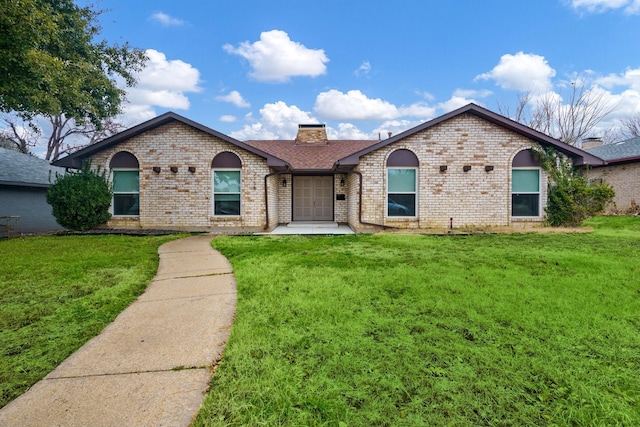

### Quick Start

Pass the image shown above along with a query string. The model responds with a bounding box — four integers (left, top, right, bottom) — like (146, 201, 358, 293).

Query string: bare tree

(497, 93, 531, 125)
(619, 112, 640, 138)
(1, 113, 126, 161)
(500, 79, 617, 147)
(0, 114, 41, 153)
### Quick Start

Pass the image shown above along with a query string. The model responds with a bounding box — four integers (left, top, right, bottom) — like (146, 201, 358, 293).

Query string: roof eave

(0, 180, 51, 188)
(596, 155, 640, 166)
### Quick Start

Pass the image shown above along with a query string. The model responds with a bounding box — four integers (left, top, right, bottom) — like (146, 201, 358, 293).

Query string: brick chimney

(295, 124, 328, 145)
(582, 137, 603, 149)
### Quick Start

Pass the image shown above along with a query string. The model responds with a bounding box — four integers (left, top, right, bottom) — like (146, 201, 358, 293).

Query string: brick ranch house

(52, 103, 604, 233)
(583, 136, 640, 213)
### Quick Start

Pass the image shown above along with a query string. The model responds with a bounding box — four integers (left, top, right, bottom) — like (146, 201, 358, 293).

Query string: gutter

(263, 170, 291, 230)
(595, 155, 640, 167)
(339, 169, 396, 230)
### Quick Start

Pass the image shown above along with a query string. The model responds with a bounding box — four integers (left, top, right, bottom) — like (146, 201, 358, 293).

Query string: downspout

(339, 169, 396, 230)
(263, 170, 290, 230)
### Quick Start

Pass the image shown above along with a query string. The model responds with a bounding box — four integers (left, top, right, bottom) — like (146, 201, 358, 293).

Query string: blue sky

(94, 0, 640, 141)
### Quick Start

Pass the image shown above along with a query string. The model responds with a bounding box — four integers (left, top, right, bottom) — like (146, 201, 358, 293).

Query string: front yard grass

(0, 234, 181, 408)
(194, 216, 640, 426)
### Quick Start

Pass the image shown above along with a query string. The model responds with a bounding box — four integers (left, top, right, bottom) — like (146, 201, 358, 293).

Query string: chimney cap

(298, 123, 325, 129)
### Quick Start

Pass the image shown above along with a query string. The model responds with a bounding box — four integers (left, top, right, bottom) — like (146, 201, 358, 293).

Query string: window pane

(113, 170, 139, 193)
(512, 194, 539, 216)
(214, 171, 241, 192)
(512, 169, 539, 192)
(114, 194, 139, 215)
(388, 194, 416, 216)
(214, 194, 240, 215)
(388, 169, 416, 192)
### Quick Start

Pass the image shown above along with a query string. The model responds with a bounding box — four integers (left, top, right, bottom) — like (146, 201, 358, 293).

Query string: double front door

(293, 176, 333, 221)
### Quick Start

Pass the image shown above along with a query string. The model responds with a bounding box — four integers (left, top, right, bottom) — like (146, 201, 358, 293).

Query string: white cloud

(314, 89, 437, 121)
(230, 101, 317, 139)
(453, 88, 492, 99)
(437, 95, 483, 113)
(314, 89, 398, 120)
(326, 123, 371, 140)
(127, 89, 190, 109)
(135, 49, 202, 92)
(373, 120, 426, 139)
(588, 69, 640, 132)
(223, 30, 329, 82)
(570, 0, 640, 14)
(475, 52, 556, 93)
(219, 115, 237, 122)
(354, 61, 371, 77)
(215, 90, 251, 108)
(120, 49, 202, 123)
(149, 12, 185, 26)
(596, 67, 640, 90)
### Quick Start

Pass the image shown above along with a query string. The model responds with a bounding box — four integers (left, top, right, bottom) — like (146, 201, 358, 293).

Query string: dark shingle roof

(245, 140, 378, 170)
(583, 136, 640, 162)
(0, 147, 66, 187)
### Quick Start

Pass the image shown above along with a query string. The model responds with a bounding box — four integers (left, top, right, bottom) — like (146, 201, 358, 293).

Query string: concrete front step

(286, 222, 339, 228)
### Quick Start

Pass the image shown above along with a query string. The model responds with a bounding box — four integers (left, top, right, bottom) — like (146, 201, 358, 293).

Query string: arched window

(212, 152, 242, 216)
(386, 149, 418, 217)
(511, 149, 541, 217)
(110, 151, 139, 216)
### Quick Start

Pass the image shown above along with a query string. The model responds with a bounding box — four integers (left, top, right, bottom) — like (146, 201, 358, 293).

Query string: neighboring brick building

(53, 104, 603, 233)
(583, 136, 640, 213)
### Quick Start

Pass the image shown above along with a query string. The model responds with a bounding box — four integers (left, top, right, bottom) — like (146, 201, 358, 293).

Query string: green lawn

(193, 216, 640, 426)
(0, 234, 181, 408)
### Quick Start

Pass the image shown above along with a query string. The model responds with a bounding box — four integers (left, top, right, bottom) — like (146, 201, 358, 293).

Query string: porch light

(340, 178, 345, 186)
(282, 178, 287, 187)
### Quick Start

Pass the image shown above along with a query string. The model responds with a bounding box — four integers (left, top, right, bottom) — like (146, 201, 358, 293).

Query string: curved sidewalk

(0, 235, 237, 427)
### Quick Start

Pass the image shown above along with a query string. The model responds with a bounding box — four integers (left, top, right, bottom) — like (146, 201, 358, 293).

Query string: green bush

(47, 162, 113, 230)
(533, 147, 615, 226)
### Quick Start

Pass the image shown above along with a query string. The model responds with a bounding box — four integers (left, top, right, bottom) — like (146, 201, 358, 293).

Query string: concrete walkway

(0, 235, 236, 427)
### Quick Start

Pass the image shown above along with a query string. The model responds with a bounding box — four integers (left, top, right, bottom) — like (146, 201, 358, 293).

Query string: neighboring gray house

(583, 136, 640, 213)
(0, 147, 66, 233)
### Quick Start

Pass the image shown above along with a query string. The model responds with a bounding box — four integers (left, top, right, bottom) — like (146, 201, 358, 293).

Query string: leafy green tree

(47, 162, 113, 230)
(0, 0, 146, 127)
(533, 147, 615, 226)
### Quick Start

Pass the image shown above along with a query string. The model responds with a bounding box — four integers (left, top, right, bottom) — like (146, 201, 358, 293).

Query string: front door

(293, 176, 333, 221)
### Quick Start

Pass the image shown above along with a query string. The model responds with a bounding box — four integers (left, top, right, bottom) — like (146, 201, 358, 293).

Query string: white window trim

(111, 168, 140, 217)
(212, 168, 242, 217)
(386, 167, 418, 218)
(511, 167, 542, 218)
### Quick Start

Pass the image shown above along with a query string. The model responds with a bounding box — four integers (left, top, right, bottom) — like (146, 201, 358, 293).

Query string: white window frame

(511, 167, 541, 218)
(111, 168, 139, 216)
(212, 168, 242, 216)
(386, 167, 418, 218)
